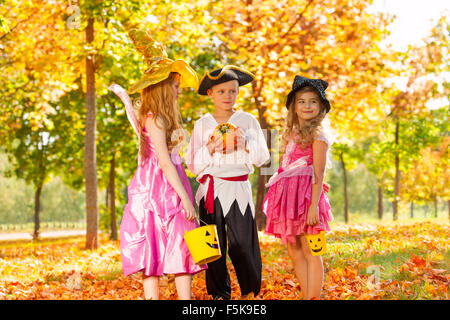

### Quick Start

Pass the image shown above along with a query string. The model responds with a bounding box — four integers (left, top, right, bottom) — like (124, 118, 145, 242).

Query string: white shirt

(186, 110, 270, 217)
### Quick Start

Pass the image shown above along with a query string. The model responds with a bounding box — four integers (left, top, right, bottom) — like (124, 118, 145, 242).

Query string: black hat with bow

(286, 75, 331, 113)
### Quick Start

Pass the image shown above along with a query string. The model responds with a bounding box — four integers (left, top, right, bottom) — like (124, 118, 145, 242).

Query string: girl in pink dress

(109, 29, 206, 300)
(263, 75, 334, 300)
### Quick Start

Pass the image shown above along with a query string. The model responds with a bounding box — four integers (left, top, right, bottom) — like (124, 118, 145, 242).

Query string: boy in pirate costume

(186, 65, 270, 299)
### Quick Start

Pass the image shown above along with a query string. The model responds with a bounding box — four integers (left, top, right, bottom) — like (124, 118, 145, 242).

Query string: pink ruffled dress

(119, 125, 207, 277)
(263, 137, 333, 245)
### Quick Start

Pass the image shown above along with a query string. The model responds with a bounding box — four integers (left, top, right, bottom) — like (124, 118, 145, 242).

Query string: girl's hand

(307, 205, 320, 226)
(181, 197, 196, 221)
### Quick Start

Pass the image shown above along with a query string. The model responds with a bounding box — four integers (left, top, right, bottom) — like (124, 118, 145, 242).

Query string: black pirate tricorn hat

(286, 75, 331, 113)
(198, 65, 255, 95)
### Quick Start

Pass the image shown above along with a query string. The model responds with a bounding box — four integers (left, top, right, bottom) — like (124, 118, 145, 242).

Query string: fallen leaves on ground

(0, 220, 448, 300)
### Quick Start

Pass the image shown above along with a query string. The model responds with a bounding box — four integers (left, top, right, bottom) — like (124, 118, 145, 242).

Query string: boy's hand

(233, 127, 248, 153)
(222, 127, 246, 154)
(206, 135, 224, 155)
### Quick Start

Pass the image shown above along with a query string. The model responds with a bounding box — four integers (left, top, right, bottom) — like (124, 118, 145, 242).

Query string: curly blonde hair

(138, 72, 184, 158)
(281, 86, 327, 149)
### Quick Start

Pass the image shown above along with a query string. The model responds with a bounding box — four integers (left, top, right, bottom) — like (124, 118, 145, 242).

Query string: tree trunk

(254, 108, 270, 230)
(253, 78, 271, 230)
(448, 199, 449, 220)
(84, 17, 98, 250)
(33, 132, 46, 241)
(255, 167, 269, 230)
(105, 177, 109, 212)
(340, 152, 349, 224)
(434, 197, 438, 218)
(33, 184, 43, 240)
(377, 185, 383, 220)
(393, 117, 400, 221)
(410, 202, 414, 218)
(108, 153, 118, 240)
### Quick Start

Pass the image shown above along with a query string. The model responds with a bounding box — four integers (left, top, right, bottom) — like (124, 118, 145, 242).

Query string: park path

(0, 230, 85, 242)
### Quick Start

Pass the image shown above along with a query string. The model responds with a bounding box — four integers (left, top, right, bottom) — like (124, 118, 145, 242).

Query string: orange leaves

(343, 267, 358, 279)
(324, 266, 373, 300)
(410, 254, 427, 268)
(0, 220, 448, 300)
(397, 252, 449, 298)
(260, 269, 301, 300)
(399, 254, 428, 278)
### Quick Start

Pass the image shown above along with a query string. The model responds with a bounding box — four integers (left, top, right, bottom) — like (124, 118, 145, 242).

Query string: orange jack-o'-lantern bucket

(184, 225, 222, 265)
(305, 230, 327, 256)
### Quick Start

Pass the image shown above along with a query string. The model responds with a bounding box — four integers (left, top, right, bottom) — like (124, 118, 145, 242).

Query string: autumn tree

(1, 0, 218, 244)
(0, 1, 83, 239)
(73, 0, 219, 240)
(203, 0, 396, 228)
(58, 0, 144, 248)
(383, 15, 448, 220)
(399, 109, 449, 218)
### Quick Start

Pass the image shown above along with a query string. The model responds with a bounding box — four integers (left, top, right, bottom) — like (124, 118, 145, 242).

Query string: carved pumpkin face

(196, 226, 221, 264)
(184, 224, 222, 265)
(306, 231, 327, 256)
(205, 230, 219, 249)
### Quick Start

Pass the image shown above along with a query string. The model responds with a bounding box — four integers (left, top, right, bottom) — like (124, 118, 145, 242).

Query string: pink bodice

(281, 141, 314, 168)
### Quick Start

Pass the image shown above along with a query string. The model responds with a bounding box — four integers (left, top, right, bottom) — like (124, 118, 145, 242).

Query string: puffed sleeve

(109, 84, 139, 137)
(186, 119, 214, 175)
(315, 129, 335, 147)
(315, 116, 336, 147)
(244, 114, 271, 167)
(316, 131, 331, 146)
(315, 118, 337, 169)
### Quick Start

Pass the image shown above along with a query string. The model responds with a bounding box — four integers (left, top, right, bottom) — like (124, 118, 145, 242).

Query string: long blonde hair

(281, 86, 327, 149)
(138, 72, 184, 158)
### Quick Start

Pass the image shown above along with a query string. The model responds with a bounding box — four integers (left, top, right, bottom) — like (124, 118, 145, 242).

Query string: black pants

(199, 197, 262, 300)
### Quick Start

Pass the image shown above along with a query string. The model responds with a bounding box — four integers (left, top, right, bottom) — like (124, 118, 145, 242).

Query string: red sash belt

(198, 174, 249, 214)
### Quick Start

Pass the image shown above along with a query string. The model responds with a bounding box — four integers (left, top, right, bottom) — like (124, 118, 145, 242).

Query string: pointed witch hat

(127, 29, 198, 94)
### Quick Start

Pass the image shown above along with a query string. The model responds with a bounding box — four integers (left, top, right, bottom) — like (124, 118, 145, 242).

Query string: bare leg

(142, 274, 159, 300)
(287, 236, 308, 299)
(175, 273, 192, 300)
(299, 235, 323, 299)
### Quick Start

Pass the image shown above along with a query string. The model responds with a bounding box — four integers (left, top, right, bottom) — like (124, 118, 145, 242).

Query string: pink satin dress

(120, 126, 207, 277)
(263, 139, 333, 245)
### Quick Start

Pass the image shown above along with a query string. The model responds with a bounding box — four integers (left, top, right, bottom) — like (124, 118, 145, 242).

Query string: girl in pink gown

(118, 113, 206, 278)
(109, 29, 206, 300)
(263, 75, 334, 300)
